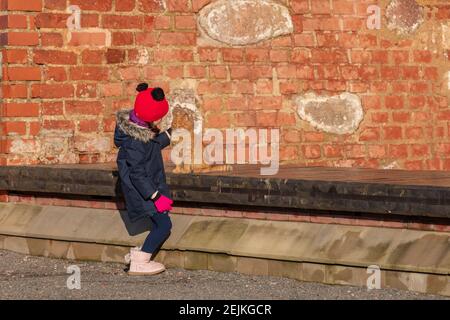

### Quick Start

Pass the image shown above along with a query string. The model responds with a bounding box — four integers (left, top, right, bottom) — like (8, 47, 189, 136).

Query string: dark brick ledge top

(1, 164, 450, 219)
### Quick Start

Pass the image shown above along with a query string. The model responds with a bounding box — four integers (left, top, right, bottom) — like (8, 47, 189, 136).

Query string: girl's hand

(153, 194, 173, 213)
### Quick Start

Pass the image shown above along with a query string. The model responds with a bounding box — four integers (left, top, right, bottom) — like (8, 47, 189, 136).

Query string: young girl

(114, 83, 173, 276)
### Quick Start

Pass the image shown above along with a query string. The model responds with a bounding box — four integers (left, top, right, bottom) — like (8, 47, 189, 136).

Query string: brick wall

(0, 0, 449, 169)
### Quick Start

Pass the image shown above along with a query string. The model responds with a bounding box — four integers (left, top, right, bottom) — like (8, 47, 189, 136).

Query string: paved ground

(0, 249, 447, 300)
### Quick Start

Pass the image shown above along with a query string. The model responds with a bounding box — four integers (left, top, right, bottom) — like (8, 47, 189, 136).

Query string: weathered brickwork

(0, 0, 449, 170)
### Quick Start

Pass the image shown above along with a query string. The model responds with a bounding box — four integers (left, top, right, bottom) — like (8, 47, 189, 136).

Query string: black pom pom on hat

(136, 83, 149, 92)
(151, 87, 165, 101)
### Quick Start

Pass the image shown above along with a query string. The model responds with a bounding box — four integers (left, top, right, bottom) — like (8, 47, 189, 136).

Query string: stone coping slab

(1, 164, 450, 219)
(0, 203, 448, 276)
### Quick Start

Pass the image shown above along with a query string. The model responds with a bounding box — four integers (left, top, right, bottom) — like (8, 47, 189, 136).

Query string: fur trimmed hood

(116, 109, 156, 143)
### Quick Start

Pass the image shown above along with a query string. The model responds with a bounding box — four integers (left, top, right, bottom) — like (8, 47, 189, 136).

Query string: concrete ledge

(2, 164, 450, 219)
(0, 203, 448, 292)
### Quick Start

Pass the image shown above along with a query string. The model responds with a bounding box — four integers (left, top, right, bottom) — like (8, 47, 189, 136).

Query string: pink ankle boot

(128, 250, 166, 276)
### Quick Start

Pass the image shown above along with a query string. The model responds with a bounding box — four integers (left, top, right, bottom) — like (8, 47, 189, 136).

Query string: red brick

(302, 145, 321, 159)
(410, 144, 429, 157)
(380, 66, 400, 80)
(423, 67, 438, 80)
(112, 32, 134, 46)
(41, 32, 63, 47)
(69, 0, 112, 11)
(119, 66, 140, 80)
(81, 50, 104, 64)
(41, 101, 63, 115)
(6, 15, 28, 28)
(78, 120, 99, 133)
(43, 120, 74, 130)
(358, 66, 378, 80)
(392, 112, 410, 123)
(105, 49, 125, 64)
(409, 96, 426, 109)
(153, 49, 193, 62)
(4, 49, 28, 63)
(65, 101, 103, 115)
(4, 67, 40, 81)
(2, 121, 27, 135)
(269, 49, 290, 62)
(31, 84, 74, 98)
(198, 47, 219, 62)
(101, 83, 123, 97)
(401, 66, 419, 80)
(46, 66, 66, 81)
(159, 32, 196, 46)
(385, 96, 404, 109)
(7, 32, 39, 45)
(70, 66, 109, 80)
(78, 13, 98, 28)
(2, 103, 39, 117)
(359, 127, 380, 141)
(405, 127, 423, 139)
(413, 50, 432, 63)
(311, 0, 330, 14)
(248, 96, 282, 110)
(333, 0, 354, 14)
(242, 211, 267, 220)
(35, 13, 67, 28)
(384, 127, 402, 140)
(222, 48, 244, 62)
(203, 97, 222, 111)
(2, 84, 27, 98)
(116, 0, 136, 11)
(68, 31, 107, 46)
(7, 0, 42, 11)
(310, 215, 336, 224)
(164, 65, 183, 79)
(368, 145, 386, 158)
(102, 15, 142, 29)
(175, 15, 196, 29)
(294, 33, 315, 47)
(44, 0, 66, 10)
(323, 145, 342, 157)
(186, 65, 206, 78)
(33, 50, 77, 65)
(154, 15, 171, 29)
(167, 0, 189, 12)
(198, 81, 232, 95)
(205, 114, 230, 128)
(436, 5, 450, 20)
(391, 50, 409, 64)
(342, 18, 363, 31)
(209, 65, 227, 79)
(77, 84, 98, 99)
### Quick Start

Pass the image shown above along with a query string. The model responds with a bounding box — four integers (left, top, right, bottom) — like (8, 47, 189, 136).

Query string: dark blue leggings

(141, 211, 172, 254)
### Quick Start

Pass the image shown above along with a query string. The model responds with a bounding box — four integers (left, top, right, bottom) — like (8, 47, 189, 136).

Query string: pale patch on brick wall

(198, 0, 293, 46)
(446, 71, 450, 91)
(383, 161, 400, 169)
(164, 88, 203, 135)
(443, 23, 450, 50)
(386, 0, 424, 35)
(38, 137, 77, 165)
(137, 48, 150, 65)
(295, 93, 364, 135)
(10, 139, 39, 154)
(73, 136, 111, 153)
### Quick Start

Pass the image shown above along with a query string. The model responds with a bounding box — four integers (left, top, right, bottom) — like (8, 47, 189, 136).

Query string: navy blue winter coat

(114, 109, 171, 222)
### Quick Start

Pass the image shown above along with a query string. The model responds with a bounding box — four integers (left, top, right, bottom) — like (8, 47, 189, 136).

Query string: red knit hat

(134, 83, 169, 123)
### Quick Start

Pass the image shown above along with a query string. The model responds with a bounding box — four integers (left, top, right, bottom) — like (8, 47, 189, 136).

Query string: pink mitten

(153, 194, 173, 213)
